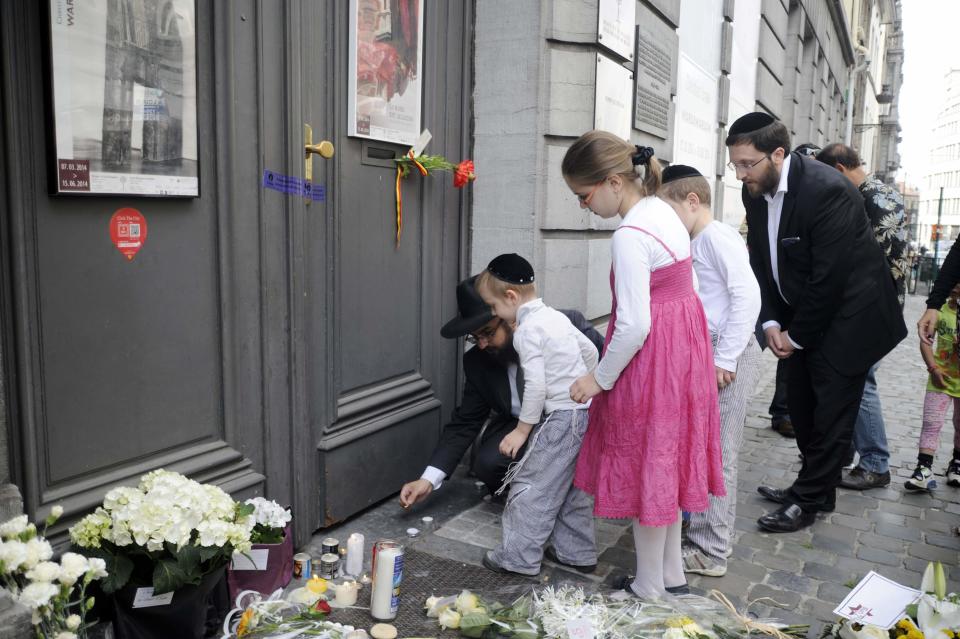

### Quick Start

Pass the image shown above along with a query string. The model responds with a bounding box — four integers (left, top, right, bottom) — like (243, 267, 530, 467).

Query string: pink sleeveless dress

(573, 226, 725, 526)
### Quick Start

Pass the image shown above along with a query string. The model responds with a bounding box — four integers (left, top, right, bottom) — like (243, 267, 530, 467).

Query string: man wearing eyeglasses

(399, 275, 603, 508)
(726, 112, 906, 533)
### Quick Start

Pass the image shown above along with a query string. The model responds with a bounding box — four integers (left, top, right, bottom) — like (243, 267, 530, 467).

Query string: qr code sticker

(128, 224, 141, 238)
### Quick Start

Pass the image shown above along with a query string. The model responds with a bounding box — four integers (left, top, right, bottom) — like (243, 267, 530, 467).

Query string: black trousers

(471, 423, 524, 495)
(769, 358, 791, 421)
(785, 349, 868, 511)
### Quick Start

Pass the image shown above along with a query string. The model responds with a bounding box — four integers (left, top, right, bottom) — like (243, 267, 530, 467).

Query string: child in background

(658, 165, 762, 577)
(474, 253, 600, 575)
(908, 282, 960, 491)
(563, 132, 724, 598)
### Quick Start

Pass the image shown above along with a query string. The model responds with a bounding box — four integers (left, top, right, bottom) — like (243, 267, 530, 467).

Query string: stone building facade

(470, 0, 903, 323)
(918, 69, 960, 256)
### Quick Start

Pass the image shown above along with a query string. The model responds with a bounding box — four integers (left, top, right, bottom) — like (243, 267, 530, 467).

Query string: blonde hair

(475, 269, 537, 300)
(658, 175, 712, 207)
(561, 130, 662, 197)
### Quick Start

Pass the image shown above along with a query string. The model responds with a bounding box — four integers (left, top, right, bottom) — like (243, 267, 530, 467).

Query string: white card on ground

(132, 587, 174, 608)
(231, 548, 270, 571)
(833, 571, 921, 629)
(565, 618, 595, 639)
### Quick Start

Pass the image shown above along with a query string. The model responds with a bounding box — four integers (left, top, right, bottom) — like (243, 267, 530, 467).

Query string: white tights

(630, 514, 685, 598)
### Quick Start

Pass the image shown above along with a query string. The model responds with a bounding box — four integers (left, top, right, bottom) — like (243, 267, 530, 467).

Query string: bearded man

(399, 275, 603, 508)
(726, 113, 906, 532)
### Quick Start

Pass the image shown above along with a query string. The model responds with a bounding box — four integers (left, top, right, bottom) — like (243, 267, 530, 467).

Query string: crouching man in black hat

(399, 275, 603, 508)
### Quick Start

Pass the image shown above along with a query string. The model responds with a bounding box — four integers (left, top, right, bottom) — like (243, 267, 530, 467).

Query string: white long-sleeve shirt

(691, 221, 762, 371)
(513, 299, 599, 424)
(594, 197, 693, 390)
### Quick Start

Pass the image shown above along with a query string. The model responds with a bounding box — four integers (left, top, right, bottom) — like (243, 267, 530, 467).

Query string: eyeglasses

(727, 155, 770, 173)
(466, 318, 503, 345)
(576, 178, 608, 206)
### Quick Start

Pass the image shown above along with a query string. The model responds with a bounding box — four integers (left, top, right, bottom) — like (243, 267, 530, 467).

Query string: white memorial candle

(370, 543, 402, 620)
(334, 580, 359, 607)
(346, 532, 364, 576)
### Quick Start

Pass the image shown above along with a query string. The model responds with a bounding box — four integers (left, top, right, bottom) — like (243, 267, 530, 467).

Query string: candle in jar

(346, 533, 364, 576)
(334, 580, 359, 606)
(369, 542, 403, 620)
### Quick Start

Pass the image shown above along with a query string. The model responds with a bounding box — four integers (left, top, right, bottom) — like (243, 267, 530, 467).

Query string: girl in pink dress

(563, 131, 724, 598)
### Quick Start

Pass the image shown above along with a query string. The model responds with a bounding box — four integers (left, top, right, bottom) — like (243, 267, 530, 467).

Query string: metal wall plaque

(595, 54, 633, 140)
(597, 0, 635, 60)
(633, 5, 678, 140)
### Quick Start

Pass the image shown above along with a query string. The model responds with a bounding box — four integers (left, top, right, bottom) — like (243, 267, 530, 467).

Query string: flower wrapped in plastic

(220, 589, 348, 639)
(819, 562, 959, 639)
(69, 469, 255, 595)
(422, 585, 808, 639)
(0, 507, 108, 639)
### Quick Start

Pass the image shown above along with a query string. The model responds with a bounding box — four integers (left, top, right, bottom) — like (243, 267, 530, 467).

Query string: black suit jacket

(427, 309, 603, 476)
(743, 152, 907, 376)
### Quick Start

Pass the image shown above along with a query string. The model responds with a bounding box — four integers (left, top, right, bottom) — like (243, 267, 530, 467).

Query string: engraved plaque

(633, 10, 677, 139)
(597, 0, 636, 60)
(595, 54, 633, 139)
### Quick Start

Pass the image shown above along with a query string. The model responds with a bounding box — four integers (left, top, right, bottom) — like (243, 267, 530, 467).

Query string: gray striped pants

(686, 334, 761, 561)
(490, 408, 596, 574)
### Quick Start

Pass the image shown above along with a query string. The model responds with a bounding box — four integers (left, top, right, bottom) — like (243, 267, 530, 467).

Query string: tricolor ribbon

(395, 150, 429, 247)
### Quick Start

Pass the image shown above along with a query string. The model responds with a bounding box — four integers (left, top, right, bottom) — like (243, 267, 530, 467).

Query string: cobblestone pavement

(315, 294, 960, 633)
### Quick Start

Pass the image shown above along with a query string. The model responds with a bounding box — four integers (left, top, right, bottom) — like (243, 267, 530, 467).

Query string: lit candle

(334, 580, 359, 606)
(306, 575, 327, 594)
(346, 533, 364, 576)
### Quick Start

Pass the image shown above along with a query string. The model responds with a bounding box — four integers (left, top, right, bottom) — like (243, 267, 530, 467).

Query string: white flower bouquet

(244, 498, 291, 545)
(69, 469, 255, 595)
(0, 507, 108, 639)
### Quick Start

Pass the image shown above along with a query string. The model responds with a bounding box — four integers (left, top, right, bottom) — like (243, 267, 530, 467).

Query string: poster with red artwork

(109, 208, 148, 261)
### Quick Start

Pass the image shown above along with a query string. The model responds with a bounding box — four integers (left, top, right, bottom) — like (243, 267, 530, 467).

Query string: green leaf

(99, 553, 134, 594)
(905, 603, 918, 619)
(152, 558, 188, 595)
(236, 503, 255, 518)
(196, 544, 223, 563)
(176, 544, 203, 583)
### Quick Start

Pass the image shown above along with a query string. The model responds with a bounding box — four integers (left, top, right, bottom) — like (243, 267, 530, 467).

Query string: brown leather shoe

(771, 418, 795, 438)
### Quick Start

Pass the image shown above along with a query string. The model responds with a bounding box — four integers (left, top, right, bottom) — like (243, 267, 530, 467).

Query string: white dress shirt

(691, 221, 762, 371)
(513, 299, 599, 424)
(759, 155, 803, 349)
(421, 362, 522, 490)
(594, 196, 693, 390)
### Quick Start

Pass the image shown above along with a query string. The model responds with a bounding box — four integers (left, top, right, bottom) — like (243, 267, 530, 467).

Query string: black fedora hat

(441, 275, 495, 338)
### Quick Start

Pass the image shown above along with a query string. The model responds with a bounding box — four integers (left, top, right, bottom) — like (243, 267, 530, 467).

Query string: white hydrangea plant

(0, 507, 107, 639)
(69, 469, 255, 595)
(244, 497, 292, 544)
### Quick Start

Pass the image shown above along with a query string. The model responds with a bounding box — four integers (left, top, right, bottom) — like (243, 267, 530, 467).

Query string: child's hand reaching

(570, 373, 602, 404)
(499, 427, 530, 459)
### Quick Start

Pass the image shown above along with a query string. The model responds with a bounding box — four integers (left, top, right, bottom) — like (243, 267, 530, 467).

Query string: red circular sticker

(109, 208, 147, 261)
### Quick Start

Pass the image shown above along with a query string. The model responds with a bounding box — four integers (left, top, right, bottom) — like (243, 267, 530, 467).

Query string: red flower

(454, 160, 476, 188)
(314, 600, 332, 615)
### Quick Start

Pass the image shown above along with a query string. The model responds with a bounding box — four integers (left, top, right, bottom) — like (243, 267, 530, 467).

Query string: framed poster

(47, 0, 199, 197)
(348, 0, 424, 146)
(594, 54, 633, 140)
(597, 0, 635, 61)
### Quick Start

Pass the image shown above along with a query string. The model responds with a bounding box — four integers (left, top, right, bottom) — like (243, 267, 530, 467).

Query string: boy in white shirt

(658, 165, 762, 577)
(474, 253, 599, 575)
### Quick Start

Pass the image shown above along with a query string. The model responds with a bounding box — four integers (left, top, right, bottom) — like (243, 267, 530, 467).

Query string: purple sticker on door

(262, 170, 325, 201)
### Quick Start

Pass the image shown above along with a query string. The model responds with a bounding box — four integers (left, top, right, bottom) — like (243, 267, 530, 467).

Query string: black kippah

(728, 112, 775, 136)
(661, 164, 703, 185)
(487, 253, 535, 285)
(632, 145, 655, 166)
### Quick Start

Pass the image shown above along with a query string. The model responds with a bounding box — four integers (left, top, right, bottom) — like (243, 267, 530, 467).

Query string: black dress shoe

(543, 547, 596, 574)
(482, 551, 537, 576)
(757, 485, 834, 512)
(613, 575, 689, 595)
(757, 504, 816, 533)
(840, 466, 891, 490)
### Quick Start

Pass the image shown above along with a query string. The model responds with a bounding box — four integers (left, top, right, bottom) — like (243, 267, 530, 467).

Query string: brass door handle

(305, 140, 335, 158)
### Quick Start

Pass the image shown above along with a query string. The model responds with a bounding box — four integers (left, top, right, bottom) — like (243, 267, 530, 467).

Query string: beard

(485, 327, 519, 366)
(745, 161, 781, 198)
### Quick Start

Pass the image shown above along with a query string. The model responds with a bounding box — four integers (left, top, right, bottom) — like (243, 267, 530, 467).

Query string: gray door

(0, 0, 471, 545)
(307, 2, 472, 527)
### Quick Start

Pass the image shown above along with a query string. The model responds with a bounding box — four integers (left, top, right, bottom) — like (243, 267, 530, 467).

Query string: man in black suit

(726, 113, 907, 532)
(399, 275, 603, 508)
